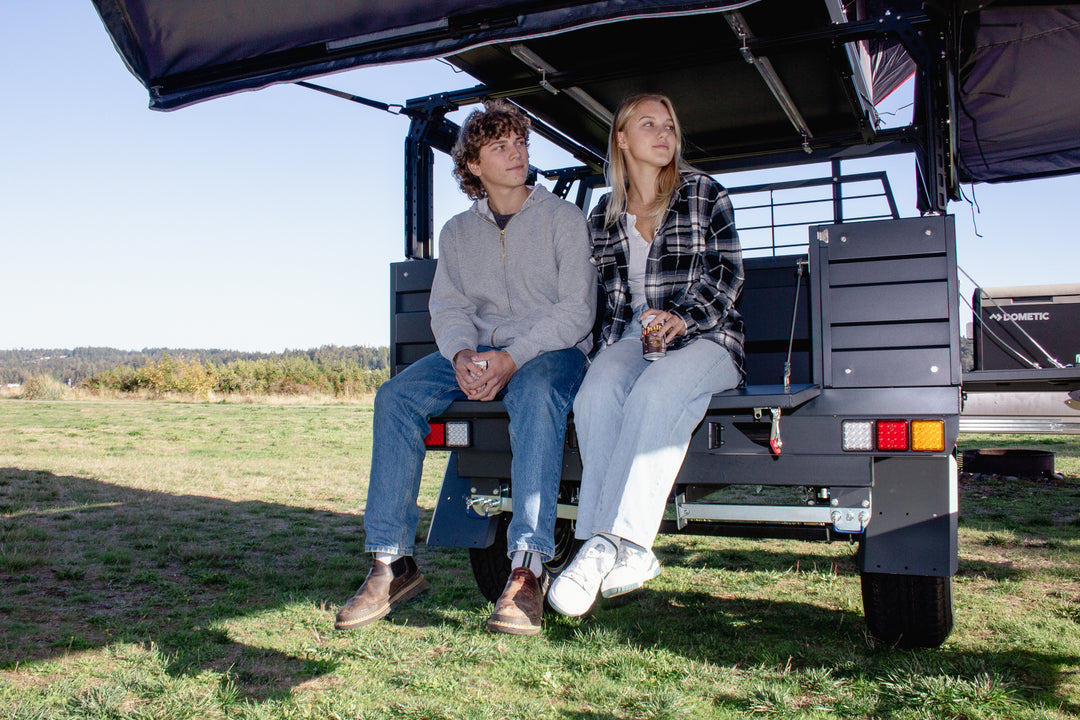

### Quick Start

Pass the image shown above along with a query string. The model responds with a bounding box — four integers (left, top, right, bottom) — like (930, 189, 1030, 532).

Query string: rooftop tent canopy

(92, 0, 784, 110)
(89, 0, 908, 163)
(91, 0, 1080, 187)
(955, 4, 1080, 184)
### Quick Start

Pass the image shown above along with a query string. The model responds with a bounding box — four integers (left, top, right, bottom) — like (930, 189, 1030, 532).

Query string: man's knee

(373, 374, 404, 414)
(506, 380, 562, 419)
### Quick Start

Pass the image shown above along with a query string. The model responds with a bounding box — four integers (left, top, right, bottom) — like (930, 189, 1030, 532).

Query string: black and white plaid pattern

(588, 173, 745, 377)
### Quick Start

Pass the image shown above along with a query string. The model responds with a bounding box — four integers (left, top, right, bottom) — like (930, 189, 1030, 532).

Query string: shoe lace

(581, 540, 615, 562)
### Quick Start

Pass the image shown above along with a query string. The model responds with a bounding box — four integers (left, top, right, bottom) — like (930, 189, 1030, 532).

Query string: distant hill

(1, 338, 975, 387)
(0, 346, 388, 386)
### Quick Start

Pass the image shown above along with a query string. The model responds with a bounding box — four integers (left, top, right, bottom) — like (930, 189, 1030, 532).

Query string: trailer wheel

(469, 515, 512, 602)
(860, 571, 953, 648)
(469, 514, 580, 602)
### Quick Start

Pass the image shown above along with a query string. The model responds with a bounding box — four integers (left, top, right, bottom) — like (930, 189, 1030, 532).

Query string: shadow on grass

(4, 466, 1077, 714)
(542, 474, 1080, 716)
(546, 582, 1080, 718)
(658, 541, 861, 576)
(658, 534, 1031, 585)
(0, 467, 474, 702)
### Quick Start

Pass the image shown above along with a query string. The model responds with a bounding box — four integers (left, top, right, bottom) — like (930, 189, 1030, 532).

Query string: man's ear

(467, 160, 481, 177)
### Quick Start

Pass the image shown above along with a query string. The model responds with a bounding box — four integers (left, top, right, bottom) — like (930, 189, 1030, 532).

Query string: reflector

(444, 420, 470, 447)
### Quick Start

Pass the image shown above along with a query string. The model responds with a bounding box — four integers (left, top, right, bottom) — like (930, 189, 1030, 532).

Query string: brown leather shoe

(487, 567, 544, 636)
(335, 556, 427, 630)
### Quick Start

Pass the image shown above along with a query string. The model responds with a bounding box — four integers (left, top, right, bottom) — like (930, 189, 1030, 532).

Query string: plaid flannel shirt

(588, 172, 745, 377)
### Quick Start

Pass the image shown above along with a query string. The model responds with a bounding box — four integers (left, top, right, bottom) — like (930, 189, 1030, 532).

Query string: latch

(755, 407, 782, 455)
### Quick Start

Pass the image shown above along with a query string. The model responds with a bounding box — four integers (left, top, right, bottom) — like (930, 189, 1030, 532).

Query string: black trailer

(93, 0, 1080, 648)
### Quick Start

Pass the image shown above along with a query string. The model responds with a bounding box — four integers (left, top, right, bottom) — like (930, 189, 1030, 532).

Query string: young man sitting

(335, 100, 596, 635)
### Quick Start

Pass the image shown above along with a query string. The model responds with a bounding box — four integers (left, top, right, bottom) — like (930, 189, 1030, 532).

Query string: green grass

(1, 400, 1078, 718)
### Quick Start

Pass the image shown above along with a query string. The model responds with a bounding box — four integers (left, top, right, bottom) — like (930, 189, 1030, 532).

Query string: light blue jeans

(573, 314, 740, 549)
(363, 346, 586, 560)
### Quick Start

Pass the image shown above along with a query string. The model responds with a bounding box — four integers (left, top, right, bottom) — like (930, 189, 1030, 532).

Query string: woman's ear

(615, 130, 627, 150)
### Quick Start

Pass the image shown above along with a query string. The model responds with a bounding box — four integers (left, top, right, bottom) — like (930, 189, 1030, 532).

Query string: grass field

(1, 399, 1078, 719)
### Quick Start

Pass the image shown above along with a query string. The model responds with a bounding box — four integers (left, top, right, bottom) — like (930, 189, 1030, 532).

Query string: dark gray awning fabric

(855, 0, 917, 104)
(864, 39, 914, 104)
(89, 0, 1080, 186)
(956, 6, 1080, 184)
(91, 0, 760, 111)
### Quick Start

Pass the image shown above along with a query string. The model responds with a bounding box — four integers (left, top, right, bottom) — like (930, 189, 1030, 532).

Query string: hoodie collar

(473, 185, 545, 222)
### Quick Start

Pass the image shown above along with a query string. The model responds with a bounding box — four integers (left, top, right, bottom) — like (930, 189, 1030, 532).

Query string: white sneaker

(600, 543, 660, 598)
(546, 534, 618, 617)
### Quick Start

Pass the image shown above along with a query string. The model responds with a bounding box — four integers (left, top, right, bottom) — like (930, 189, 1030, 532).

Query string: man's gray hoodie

(429, 185, 596, 369)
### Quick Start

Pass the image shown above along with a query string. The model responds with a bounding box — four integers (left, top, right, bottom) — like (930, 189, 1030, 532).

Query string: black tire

(470, 515, 513, 602)
(861, 571, 954, 648)
(469, 513, 581, 602)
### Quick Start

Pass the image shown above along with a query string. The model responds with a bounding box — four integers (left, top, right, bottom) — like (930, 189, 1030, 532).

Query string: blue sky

(3, 2, 1078, 352)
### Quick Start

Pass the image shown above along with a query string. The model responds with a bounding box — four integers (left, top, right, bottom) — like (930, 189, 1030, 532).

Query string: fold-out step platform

(707, 383, 820, 411)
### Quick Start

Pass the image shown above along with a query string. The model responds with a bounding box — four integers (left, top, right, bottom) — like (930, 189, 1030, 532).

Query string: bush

(82, 351, 387, 398)
(132, 355, 215, 396)
(82, 365, 138, 393)
(19, 375, 69, 400)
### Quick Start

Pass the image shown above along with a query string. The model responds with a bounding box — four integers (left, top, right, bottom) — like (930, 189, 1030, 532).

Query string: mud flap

(859, 454, 958, 577)
(425, 452, 500, 549)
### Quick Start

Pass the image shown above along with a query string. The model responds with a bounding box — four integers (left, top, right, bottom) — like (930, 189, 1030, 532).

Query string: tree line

(0, 346, 389, 396)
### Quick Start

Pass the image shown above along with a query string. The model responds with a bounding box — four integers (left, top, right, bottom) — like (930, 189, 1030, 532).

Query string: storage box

(973, 284, 1080, 370)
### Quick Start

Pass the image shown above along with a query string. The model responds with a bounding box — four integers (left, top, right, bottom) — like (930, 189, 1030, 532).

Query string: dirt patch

(960, 471, 1074, 491)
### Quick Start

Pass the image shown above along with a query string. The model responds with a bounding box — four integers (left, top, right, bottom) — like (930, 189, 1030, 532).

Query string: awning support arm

(724, 10, 814, 146)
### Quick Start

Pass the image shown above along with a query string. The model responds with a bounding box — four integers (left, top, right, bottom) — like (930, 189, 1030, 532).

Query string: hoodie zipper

(477, 189, 539, 338)
(476, 204, 518, 348)
(499, 224, 513, 314)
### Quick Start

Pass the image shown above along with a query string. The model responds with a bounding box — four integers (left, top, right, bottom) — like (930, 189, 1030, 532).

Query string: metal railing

(727, 169, 901, 256)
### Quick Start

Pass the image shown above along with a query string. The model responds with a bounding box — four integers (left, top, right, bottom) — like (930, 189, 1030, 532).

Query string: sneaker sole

(334, 575, 428, 629)
(546, 584, 597, 618)
(600, 561, 660, 599)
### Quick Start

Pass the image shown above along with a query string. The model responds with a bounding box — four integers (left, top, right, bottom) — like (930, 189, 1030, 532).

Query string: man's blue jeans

(363, 346, 586, 560)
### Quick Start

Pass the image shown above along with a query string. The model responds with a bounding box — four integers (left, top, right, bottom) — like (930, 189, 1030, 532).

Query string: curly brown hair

(451, 100, 531, 200)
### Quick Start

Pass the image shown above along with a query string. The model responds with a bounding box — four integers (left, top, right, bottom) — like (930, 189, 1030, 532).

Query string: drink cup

(469, 359, 488, 379)
(641, 315, 666, 360)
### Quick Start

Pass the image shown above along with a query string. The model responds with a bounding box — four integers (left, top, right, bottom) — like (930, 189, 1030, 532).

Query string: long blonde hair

(603, 93, 690, 228)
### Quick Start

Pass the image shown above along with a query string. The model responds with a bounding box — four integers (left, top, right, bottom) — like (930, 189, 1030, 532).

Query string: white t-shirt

(625, 213, 652, 310)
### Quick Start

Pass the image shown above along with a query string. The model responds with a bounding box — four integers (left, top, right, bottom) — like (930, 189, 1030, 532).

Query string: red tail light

(875, 420, 909, 451)
(424, 423, 445, 447)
